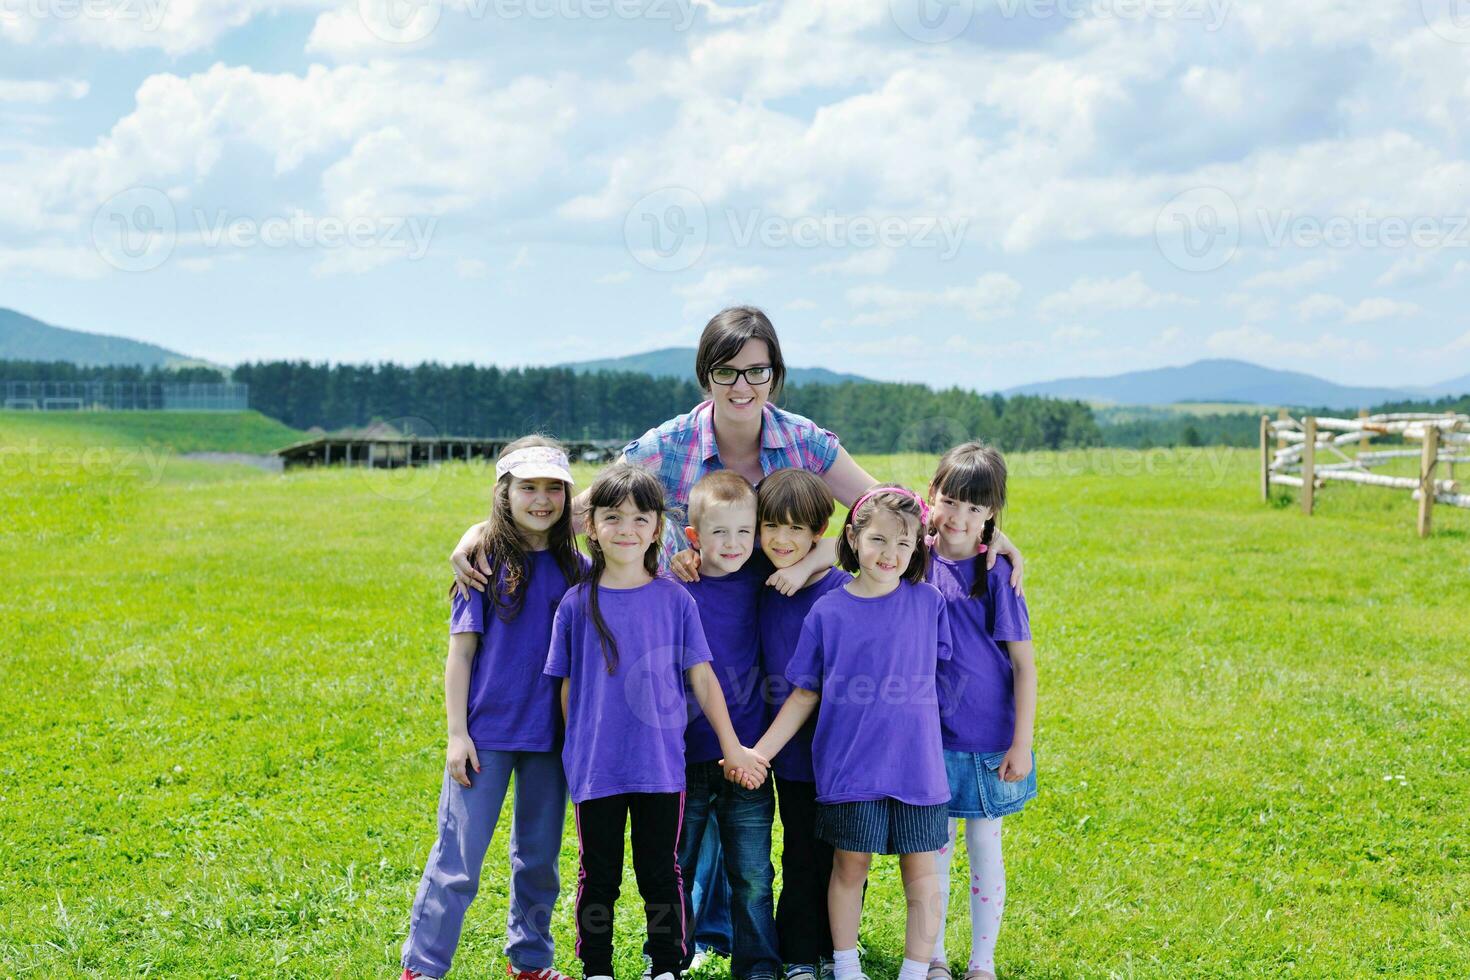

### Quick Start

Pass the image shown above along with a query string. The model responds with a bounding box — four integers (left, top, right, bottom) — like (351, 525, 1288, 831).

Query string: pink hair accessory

(849, 485, 930, 526)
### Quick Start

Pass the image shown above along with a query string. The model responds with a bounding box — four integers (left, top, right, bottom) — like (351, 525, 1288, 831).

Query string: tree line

(2, 358, 1102, 453)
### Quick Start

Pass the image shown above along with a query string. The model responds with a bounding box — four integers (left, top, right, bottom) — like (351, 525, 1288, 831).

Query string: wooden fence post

(1419, 425, 1439, 538)
(1302, 416, 1316, 516)
(1260, 415, 1271, 501)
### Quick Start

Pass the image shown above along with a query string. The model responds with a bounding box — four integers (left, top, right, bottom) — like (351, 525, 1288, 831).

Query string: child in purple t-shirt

(543, 462, 767, 980)
(400, 437, 588, 980)
(924, 443, 1036, 980)
(745, 486, 954, 980)
(753, 469, 850, 980)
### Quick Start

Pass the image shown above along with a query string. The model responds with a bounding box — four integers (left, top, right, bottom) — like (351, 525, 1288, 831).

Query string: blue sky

(2, 0, 1469, 390)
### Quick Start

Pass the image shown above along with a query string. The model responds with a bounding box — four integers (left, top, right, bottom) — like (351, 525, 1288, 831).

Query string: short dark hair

(836, 485, 929, 584)
(757, 468, 834, 533)
(688, 470, 757, 527)
(694, 306, 787, 399)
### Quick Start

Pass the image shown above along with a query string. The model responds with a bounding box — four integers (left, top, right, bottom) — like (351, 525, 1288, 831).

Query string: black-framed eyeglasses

(709, 365, 773, 386)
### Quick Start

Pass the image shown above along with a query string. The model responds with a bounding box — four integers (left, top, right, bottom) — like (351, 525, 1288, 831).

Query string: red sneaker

(507, 964, 574, 980)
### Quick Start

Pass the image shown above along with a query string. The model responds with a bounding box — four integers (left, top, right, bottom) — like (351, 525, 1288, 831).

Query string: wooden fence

(1261, 411, 1469, 537)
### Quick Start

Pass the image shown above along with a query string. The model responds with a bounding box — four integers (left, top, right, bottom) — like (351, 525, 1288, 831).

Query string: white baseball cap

(495, 445, 575, 485)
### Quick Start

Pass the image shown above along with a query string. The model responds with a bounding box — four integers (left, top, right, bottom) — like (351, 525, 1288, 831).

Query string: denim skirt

(943, 748, 1037, 819)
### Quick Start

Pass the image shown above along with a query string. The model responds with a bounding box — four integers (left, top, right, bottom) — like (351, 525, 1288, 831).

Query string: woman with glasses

(451, 306, 1024, 586)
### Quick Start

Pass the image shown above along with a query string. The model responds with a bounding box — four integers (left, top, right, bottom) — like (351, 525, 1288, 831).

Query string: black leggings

(774, 776, 836, 966)
(574, 792, 687, 978)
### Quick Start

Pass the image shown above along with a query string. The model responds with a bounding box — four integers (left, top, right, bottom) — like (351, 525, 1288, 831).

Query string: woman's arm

(820, 446, 878, 508)
(445, 632, 480, 787)
(999, 639, 1036, 782)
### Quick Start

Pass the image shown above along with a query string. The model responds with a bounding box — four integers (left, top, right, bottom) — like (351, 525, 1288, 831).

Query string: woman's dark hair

(836, 485, 929, 585)
(466, 435, 584, 620)
(694, 306, 787, 400)
(583, 462, 666, 673)
(929, 441, 1008, 598)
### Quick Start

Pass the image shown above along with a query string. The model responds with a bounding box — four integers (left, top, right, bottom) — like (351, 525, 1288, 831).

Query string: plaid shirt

(623, 400, 841, 567)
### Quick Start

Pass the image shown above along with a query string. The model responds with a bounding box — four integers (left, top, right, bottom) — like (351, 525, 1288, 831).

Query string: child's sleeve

(783, 618, 824, 693)
(543, 597, 574, 678)
(989, 559, 1031, 642)
(936, 597, 954, 662)
(678, 592, 715, 670)
(450, 590, 485, 635)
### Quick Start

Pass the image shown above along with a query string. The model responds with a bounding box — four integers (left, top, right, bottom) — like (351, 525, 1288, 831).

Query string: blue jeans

(676, 761, 780, 979)
(402, 749, 567, 977)
(692, 818, 732, 954)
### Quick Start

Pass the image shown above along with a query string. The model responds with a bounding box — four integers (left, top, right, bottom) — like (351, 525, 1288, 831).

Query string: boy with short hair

(754, 469, 849, 980)
(665, 470, 782, 980)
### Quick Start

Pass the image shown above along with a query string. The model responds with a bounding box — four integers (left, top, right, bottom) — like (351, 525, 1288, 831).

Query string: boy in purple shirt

(753, 469, 849, 980)
(652, 471, 782, 980)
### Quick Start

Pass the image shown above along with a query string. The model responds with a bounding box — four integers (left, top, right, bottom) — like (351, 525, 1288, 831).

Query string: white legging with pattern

(932, 817, 1005, 974)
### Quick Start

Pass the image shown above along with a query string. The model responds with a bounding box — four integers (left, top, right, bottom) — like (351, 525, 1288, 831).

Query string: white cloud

(595, 270, 632, 285)
(847, 272, 1021, 328)
(1242, 258, 1337, 290)
(1294, 294, 1424, 324)
(1206, 326, 1381, 363)
(813, 249, 895, 277)
(455, 258, 490, 279)
(675, 265, 770, 316)
(1374, 253, 1440, 289)
(0, 79, 89, 103)
(1038, 272, 1193, 319)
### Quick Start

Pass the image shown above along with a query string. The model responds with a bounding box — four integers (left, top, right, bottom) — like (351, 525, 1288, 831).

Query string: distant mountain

(1003, 358, 1434, 410)
(0, 308, 197, 368)
(1425, 373, 1470, 398)
(560, 347, 873, 387)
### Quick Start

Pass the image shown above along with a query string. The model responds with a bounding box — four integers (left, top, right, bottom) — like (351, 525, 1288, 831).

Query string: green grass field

(2, 414, 1467, 977)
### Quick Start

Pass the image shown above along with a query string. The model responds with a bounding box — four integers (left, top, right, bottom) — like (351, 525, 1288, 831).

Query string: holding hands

(720, 746, 770, 790)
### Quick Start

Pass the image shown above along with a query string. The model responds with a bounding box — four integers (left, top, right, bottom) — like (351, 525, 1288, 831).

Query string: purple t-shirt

(929, 554, 1031, 753)
(544, 577, 714, 803)
(681, 562, 769, 764)
(758, 567, 852, 782)
(449, 549, 587, 753)
(784, 580, 953, 805)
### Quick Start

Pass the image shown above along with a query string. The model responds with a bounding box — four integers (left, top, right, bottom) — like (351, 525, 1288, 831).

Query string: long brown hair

(471, 435, 583, 621)
(836, 485, 929, 585)
(582, 462, 666, 673)
(929, 441, 1008, 598)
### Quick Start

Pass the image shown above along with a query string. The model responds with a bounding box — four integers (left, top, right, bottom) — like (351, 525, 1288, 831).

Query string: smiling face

(689, 499, 757, 576)
(507, 477, 567, 547)
(708, 338, 773, 425)
(587, 495, 660, 569)
(761, 515, 823, 570)
(845, 508, 919, 589)
(928, 489, 994, 558)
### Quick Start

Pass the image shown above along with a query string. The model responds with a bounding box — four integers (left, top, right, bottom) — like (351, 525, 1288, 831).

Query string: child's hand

(447, 733, 480, 788)
(765, 566, 804, 597)
(998, 743, 1032, 782)
(721, 747, 768, 787)
(671, 549, 702, 583)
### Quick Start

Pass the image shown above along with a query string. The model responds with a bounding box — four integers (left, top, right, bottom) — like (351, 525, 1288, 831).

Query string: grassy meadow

(1, 411, 1467, 977)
